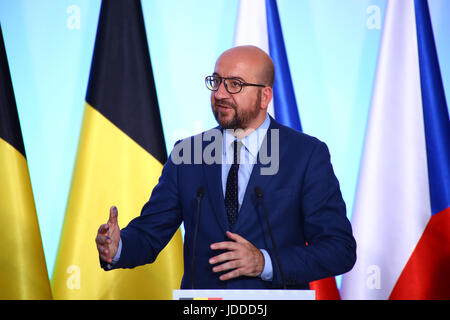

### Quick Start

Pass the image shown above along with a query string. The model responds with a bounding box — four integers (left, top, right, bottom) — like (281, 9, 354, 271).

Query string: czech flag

(341, 0, 450, 299)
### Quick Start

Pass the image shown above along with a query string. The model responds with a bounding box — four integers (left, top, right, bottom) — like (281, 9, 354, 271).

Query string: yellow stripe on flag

(0, 138, 52, 299)
(52, 104, 183, 299)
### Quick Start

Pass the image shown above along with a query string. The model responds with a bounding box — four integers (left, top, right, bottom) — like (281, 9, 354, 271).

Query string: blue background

(0, 0, 449, 280)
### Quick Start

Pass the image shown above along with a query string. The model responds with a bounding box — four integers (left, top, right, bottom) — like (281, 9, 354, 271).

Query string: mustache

(214, 99, 236, 109)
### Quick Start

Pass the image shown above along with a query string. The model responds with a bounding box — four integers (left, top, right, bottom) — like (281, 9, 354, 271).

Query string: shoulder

(167, 126, 223, 166)
(173, 126, 222, 146)
(269, 116, 326, 153)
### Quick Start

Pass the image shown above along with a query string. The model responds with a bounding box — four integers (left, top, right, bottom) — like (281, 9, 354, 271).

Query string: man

(95, 45, 356, 289)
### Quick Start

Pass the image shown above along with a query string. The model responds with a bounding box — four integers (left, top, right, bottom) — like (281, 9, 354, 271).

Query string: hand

(95, 206, 121, 263)
(209, 231, 265, 281)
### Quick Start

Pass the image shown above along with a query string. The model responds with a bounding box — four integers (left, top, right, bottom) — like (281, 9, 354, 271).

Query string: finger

(209, 250, 237, 265)
(108, 206, 118, 226)
(219, 268, 244, 281)
(212, 260, 240, 273)
(99, 253, 112, 264)
(210, 241, 239, 251)
(96, 234, 111, 245)
(97, 243, 109, 255)
(98, 224, 109, 234)
(226, 231, 248, 243)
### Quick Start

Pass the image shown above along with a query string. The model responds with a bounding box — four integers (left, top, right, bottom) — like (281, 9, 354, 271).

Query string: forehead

(214, 52, 259, 81)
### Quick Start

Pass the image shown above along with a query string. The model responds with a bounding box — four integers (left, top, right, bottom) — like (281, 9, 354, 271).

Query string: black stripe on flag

(86, 0, 167, 164)
(0, 25, 26, 157)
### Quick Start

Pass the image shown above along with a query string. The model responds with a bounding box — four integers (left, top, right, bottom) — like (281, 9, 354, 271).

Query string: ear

(260, 86, 273, 110)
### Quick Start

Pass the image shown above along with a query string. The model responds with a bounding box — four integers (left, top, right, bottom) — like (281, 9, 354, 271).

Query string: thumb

(226, 231, 247, 243)
(108, 205, 118, 226)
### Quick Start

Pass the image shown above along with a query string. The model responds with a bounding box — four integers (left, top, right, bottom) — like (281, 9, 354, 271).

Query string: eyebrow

(212, 72, 245, 82)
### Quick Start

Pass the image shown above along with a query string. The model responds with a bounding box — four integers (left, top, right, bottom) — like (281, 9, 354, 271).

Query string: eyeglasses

(205, 75, 265, 94)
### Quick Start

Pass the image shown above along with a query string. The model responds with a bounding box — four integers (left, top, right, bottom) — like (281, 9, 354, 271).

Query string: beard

(212, 90, 262, 130)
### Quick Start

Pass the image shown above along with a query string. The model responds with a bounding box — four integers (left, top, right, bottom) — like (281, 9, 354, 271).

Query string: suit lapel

(201, 118, 284, 234)
(202, 128, 229, 233)
(234, 117, 281, 232)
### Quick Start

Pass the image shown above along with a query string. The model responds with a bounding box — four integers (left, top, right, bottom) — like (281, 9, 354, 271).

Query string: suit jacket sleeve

(105, 152, 183, 270)
(267, 140, 356, 287)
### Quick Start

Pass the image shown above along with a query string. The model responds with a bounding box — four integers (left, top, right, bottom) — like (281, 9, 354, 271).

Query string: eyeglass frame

(205, 75, 266, 94)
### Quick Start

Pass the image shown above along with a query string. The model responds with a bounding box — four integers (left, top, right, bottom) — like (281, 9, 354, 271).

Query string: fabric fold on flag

(0, 24, 52, 299)
(51, 0, 183, 299)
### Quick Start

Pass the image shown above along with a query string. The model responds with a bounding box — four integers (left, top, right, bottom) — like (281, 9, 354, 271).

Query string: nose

(214, 80, 230, 100)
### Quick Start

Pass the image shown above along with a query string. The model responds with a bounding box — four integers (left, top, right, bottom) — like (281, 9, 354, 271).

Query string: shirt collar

(223, 113, 271, 158)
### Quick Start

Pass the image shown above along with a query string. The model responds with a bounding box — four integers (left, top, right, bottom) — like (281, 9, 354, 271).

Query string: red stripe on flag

(309, 277, 341, 300)
(390, 207, 450, 299)
(306, 241, 341, 300)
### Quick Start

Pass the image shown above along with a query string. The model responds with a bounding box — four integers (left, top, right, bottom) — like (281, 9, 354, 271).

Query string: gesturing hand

(209, 231, 265, 281)
(95, 206, 121, 263)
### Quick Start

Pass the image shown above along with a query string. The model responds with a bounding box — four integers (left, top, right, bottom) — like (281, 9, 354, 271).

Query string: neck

(232, 113, 269, 140)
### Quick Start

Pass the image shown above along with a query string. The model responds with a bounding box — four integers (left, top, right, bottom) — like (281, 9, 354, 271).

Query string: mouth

(214, 101, 235, 110)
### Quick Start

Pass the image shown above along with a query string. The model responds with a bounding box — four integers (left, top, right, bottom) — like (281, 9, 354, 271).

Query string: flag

(341, 0, 450, 299)
(233, 0, 273, 116)
(234, 0, 339, 299)
(265, 0, 302, 131)
(51, 0, 183, 299)
(0, 24, 52, 299)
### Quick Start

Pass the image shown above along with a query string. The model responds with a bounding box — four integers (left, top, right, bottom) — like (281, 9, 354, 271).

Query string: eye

(229, 79, 242, 89)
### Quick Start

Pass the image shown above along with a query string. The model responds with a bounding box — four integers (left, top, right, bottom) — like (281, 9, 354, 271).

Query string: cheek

(234, 96, 251, 111)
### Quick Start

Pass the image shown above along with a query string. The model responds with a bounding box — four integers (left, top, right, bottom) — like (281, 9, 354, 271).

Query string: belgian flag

(0, 25, 52, 299)
(51, 0, 183, 299)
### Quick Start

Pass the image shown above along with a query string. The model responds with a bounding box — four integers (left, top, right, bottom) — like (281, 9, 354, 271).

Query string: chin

(214, 112, 235, 129)
(218, 119, 234, 129)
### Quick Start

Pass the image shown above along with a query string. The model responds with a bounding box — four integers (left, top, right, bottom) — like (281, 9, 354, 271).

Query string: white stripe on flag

(340, 0, 431, 299)
(233, 0, 274, 117)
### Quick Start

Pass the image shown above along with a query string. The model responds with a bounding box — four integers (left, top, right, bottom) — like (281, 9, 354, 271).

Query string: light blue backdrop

(0, 0, 449, 280)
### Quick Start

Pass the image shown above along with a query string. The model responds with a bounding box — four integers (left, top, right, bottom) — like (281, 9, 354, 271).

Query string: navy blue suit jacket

(106, 117, 356, 289)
